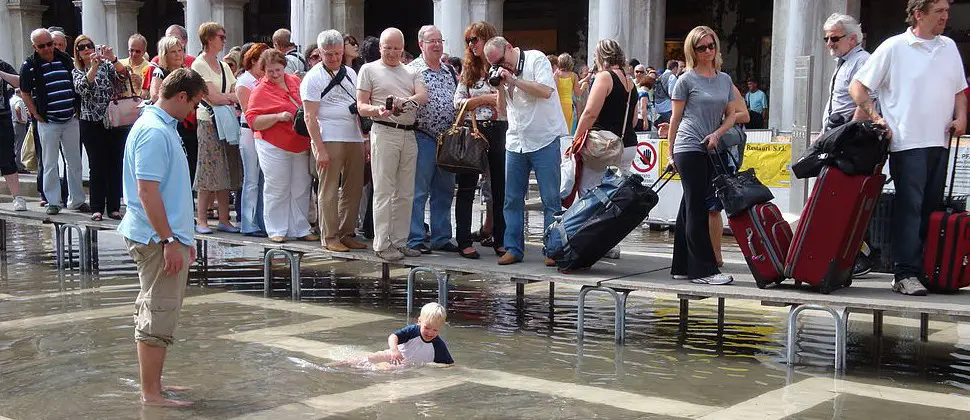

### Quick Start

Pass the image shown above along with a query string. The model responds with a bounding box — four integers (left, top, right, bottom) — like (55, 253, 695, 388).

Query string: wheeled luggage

(544, 168, 671, 273)
(923, 138, 970, 293)
(729, 203, 792, 289)
(785, 166, 885, 293)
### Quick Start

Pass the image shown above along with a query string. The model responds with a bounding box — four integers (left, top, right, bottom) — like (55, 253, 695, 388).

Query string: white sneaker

(12, 196, 27, 211)
(691, 273, 734, 285)
(604, 247, 621, 259)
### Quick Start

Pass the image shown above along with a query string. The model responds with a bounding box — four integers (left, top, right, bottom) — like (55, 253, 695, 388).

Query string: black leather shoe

(852, 256, 873, 278)
(413, 243, 433, 254)
(459, 248, 481, 259)
(435, 242, 460, 253)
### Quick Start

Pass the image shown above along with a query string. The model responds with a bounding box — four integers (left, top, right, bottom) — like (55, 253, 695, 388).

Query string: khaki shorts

(126, 239, 190, 348)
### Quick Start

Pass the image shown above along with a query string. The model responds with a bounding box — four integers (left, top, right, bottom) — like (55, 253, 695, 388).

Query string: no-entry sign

(631, 141, 657, 173)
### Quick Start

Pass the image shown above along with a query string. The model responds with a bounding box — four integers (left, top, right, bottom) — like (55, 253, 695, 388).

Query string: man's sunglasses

(465, 36, 480, 45)
(77, 43, 96, 52)
(694, 42, 717, 53)
(35, 41, 54, 49)
(823, 35, 846, 43)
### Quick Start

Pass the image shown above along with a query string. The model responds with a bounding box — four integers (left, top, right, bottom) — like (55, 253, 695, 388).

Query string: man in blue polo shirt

(117, 68, 207, 407)
(19, 28, 85, 215)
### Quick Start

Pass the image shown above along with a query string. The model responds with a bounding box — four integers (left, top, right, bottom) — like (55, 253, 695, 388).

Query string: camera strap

(516, 48, 525, 76)
(321, 65, 354, 101)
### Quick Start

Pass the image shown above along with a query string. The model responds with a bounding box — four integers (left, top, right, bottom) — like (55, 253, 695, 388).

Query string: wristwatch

(162, 237, 177, 246)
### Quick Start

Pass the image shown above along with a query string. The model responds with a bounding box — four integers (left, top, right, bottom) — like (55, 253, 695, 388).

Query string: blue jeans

(503, 138, 562, 260)
(408, 131, 456, 248)
(889, 147, 948, 280)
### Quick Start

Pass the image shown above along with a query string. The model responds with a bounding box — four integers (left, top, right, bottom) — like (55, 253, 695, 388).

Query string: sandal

(108, 212, 123, 220)
(91, 213, 103, 221)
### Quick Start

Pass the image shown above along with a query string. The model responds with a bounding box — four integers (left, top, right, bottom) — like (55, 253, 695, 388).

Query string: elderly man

(850, 0, 967, 296)
(273, 29, 308, 77)
(19, 28, 86, 215)
(151, 25, 196, 68)
(48, 29, 68, 53)
(407, 25, 459, 254)
(356, 28, 429, 261)
(120, 33, 150, 99)
(302, 29, 368, 253)
(484, 36, 567, 266)
(119, 68, 206, 407)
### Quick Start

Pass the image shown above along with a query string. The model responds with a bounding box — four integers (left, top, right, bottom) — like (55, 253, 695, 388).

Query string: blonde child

(330, 302, 454, 367)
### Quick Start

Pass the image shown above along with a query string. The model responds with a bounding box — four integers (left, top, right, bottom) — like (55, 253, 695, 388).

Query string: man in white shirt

(484, 36, 568, 266)
(850, 0, 967, 296)
(356, 27, 429, 261)
(303, 29, 368, 253)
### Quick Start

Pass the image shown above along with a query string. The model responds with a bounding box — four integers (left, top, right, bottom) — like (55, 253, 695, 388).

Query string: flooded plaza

(1, 221, 970, 419)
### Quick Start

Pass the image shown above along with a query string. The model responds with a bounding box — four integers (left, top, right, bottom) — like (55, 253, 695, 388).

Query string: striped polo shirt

(29, 60, 75, 123)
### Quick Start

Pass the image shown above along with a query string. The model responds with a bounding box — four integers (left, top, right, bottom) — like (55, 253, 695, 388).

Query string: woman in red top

(245, 49, 317, 243)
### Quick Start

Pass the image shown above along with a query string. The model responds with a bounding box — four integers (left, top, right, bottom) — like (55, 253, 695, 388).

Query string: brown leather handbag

(436, 102, 489, 174)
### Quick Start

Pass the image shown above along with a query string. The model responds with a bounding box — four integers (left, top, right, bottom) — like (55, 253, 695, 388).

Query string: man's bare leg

(137, 341, 192, 407)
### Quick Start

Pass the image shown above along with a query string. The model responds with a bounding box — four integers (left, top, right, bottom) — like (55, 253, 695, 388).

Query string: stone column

(587, 0, 599, 66)
(469, 0, 504, 34)
(7, 0, 49, 64)
(768, 0, 862, 131)
(0, 2, 14, 64)
(212, 0, 249, 51)
(104, 0, 145, 52)
(627, 0, 649, 65)
(435, 0, 469, 58)
(76, 0, 108, 48)
(333, 0, 365, 39)
(488, 0, 504, 34)
(180, 0, 213, 56)
(297, 0, 332, 51)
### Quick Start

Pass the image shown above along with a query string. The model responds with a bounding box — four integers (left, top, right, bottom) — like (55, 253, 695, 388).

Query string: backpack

(287, 49, 309, 73)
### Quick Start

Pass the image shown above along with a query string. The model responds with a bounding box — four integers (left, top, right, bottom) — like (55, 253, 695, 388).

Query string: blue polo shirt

(20, 59, 75, 122)
(117, 106, 195, 246)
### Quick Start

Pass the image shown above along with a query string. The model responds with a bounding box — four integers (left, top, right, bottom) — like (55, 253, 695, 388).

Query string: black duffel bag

(711, 150, 774, 217)
(791, 120, 889, 179)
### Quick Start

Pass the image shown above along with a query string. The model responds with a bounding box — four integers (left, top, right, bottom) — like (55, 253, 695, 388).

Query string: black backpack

(792, 120, 889, 179)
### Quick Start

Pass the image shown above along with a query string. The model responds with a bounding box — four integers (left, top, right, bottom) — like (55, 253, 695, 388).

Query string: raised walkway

(1, 200, 968, 372)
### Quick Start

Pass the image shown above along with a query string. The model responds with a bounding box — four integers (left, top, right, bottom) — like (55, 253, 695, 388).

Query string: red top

(144, 54, 196, 91)
(245, 73, 310, 153)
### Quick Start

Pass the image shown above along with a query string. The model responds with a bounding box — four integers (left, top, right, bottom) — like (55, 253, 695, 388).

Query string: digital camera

(487, 65, 504, 87)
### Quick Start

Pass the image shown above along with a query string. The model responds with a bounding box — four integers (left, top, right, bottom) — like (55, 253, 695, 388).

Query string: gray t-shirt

(671, 71, 735, 154)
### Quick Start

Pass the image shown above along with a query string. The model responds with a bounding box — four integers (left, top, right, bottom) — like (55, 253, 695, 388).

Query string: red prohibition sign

(632, 141, 657, 173)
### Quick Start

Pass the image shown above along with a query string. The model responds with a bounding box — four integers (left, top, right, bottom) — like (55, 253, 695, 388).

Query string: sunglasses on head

(694, 42, 717, 53)
(35, 41, 54, 49)
(465, 36, 480, 45)
(77, 43, 95, 51)
(823, 35, 846, 43)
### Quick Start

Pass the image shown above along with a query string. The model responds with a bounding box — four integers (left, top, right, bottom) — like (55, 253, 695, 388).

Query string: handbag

(106, 75, 143, 128)
(579, 84, 632, 171)
(20, 123, 36, 171)
(436, 102, 489, 174)
(711, 151, 773, 217)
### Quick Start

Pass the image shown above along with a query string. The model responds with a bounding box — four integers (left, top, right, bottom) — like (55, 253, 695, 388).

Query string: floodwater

(1, 222, 969, 420)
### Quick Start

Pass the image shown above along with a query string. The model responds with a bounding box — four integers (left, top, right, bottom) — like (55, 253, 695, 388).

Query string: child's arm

(387, 333, 404, 363)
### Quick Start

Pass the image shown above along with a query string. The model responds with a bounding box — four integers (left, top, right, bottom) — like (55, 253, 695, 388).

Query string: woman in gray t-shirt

(666, 26, 748, 285)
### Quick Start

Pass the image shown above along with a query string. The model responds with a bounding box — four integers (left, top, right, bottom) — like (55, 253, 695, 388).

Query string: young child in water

(330, 302, 454, 368)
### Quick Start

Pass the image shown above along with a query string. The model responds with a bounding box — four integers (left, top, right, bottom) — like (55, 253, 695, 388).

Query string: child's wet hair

(418, 302, 446, 326)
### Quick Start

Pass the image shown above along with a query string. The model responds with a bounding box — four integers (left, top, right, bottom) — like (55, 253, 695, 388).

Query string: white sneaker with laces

(691, 273, 734, 285)
(12, 196, 27, 211)
(891, 277, 927, 296)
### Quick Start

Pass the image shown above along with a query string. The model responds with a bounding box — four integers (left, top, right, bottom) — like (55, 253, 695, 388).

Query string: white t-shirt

(854, 28, 968, 152)
(236, 71, 258, 125)
(357, 60, 424, 126)
(300, 64, 364, 142)
(504, 49, 568, 153)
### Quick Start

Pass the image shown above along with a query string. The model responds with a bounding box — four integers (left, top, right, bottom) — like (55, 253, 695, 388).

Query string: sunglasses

(694, 42, 717, 53)
(310, 54, 321, 60)
(216, 34, 226, 41)
(465, 36, 480, 45)
(35, 41, 54, 49)
(823, 35, 846, 43)
(346, 41, 358, 47)
(76, 43, 95, 51)
(634, 70, 645, 74)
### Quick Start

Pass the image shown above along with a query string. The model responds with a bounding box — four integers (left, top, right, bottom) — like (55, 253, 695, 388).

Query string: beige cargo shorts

(126, 239, 190, 348)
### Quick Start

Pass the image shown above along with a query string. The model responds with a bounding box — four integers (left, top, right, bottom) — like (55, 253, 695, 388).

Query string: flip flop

(91, 213, 103, 221)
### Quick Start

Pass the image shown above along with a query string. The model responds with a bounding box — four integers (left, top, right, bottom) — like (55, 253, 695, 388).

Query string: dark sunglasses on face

(823, 35, 846, 43)
(35, 41, 54, 49)
(635, 70, 645, 74)
(346, 41, 357, 47)
(465, 36, 480, 45)
(76, 43, 96, 51)
(694, 42, 717, 53)
(216, 34, 226, 41)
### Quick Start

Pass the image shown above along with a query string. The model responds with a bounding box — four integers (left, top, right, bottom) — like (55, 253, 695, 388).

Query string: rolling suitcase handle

(944, 128, 960, 211)
(651, 166, 676, 193)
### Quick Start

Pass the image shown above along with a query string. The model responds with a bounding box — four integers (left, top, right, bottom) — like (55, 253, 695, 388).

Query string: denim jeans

(239, 127, 265, 234)
(503, 138, 562, 260)
(889, 147, 948, 279)
(408, 130, 456, 248)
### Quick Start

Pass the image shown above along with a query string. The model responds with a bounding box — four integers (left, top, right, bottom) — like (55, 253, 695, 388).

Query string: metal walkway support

(577, 285, 632, 344)
(406, 267, 449, 321)
(0, 219, 7, 252)
(263, 249, 302, 300)
(54, 223, 91, 273)
(787, 305, 847, 372)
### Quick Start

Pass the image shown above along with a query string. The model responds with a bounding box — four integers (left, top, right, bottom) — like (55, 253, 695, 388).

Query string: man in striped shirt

(19, 28, 86, 215)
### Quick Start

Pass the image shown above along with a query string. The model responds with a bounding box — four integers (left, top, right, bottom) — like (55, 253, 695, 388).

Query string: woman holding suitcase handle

(666, 26, 749, 285)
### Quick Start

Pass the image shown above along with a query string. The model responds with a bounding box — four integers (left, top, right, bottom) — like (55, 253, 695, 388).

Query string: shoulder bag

(579, 84, 631, 172)
(711, 150, 774, 217)
(436, 102, 489, 174)
(106, 68, 143, 128)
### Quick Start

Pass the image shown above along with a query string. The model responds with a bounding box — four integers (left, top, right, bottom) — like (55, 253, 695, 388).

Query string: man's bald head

(272, 28, 293, 50)
(378, 27, 405, 67)
(380, 28, 404, 45)
(166, 24, 188, 45)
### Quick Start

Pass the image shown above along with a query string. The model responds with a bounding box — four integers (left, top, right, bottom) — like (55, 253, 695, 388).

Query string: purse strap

(619, 77, 633, 140)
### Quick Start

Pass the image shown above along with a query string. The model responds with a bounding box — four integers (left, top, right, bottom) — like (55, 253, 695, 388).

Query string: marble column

(0, 2, 14, 64)
(104, 0, 145, 52)
(469, 0, 504, 34)
(76, 0, 108, 48)
(645, 0, 666, 68)
(212, 0, 249, 51)
(434, 0, 469, 58)
(6, 0, 49, 64)
(297, 0, 332, 51)
(332, 0, 365, 39)
(768, 0, 861, 131)
(587, 0, 599, 66)
(180, 0, 213, 56)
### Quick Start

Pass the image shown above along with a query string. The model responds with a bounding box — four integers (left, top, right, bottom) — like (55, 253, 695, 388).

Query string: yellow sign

(657, 140, 791, 188)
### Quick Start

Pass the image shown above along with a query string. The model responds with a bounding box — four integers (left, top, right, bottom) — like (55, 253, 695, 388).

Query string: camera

(348, 102, 358, 115)
(487, 65, 504, 87)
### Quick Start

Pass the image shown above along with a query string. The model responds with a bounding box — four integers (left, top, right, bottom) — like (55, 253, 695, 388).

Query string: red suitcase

(729, 203, 792, 289)
(923, 139, 970, 293)
(785, 167, 885, 293)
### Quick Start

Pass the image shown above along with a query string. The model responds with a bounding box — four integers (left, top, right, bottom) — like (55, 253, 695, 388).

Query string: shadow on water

(1, 223, 969, 419)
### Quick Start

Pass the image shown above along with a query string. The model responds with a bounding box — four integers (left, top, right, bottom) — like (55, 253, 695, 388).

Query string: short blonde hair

(557, 53, 575, 73)
(157, 36, 184, 71)
(418, 302, 447, 327)
(683, 26, 723, 72)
